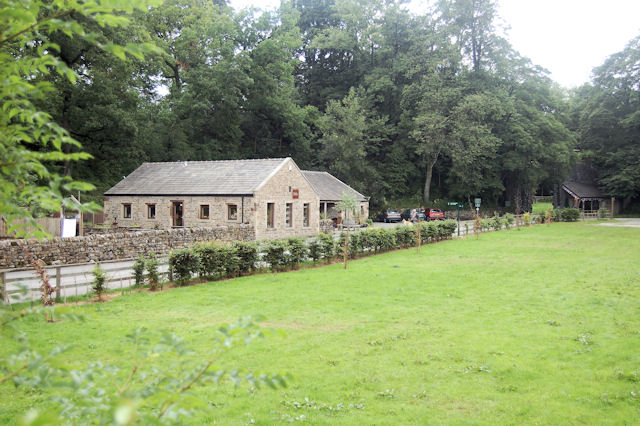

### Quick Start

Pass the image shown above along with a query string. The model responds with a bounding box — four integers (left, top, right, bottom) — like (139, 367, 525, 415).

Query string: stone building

(103, 158, 320, 240)
(302, 171, 369, 225)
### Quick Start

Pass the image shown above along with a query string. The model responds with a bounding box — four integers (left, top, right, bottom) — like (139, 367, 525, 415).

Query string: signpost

(448, 201, 463, 237)
(474, 197, 481, 216)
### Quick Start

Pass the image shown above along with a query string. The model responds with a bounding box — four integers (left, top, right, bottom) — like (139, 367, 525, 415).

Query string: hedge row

(166, 220, 458, 285)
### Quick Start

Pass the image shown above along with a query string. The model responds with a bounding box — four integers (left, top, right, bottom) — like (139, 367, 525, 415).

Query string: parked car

(400, 209, 426, 222)
(424, 208, 445, 221)
(376, 209, 402, 223)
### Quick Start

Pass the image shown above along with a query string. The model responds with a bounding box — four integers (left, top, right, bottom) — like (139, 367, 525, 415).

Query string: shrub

(286, 237, 308, 268)
(317, 233, 336, 262)
(377, 228, 396, 252)
(394, 225, 416, 248)
(491, 214, 502, 231)
(169, 248, 200, 286)
(308, 238, 322, 262)
(264, 239, 287, 271)
(561, 208, 580, 222)
(421, 222, 437, 242)
(436, 220, 457, 238)
(482, 218, 493, 231)
(552, 208, 562, 222)
(233, 241, 258, 275)
(132, 256, 145, 287)
(92, 264, 107, 301)
(523, 212, 531, 226)
(219, 245, 240, 277)
(195, 243, 225, 278)
(504, 213, 514, 229)
(146, 253, 160, 291)
(348, 231, 363, 258)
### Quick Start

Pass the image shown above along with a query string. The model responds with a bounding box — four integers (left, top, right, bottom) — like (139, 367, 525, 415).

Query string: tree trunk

(423, 155, 437, 205)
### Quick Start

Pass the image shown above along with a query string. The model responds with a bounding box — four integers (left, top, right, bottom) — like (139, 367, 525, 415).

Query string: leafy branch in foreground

(0, 0, 161, 239)
(0, 302, 287, 424)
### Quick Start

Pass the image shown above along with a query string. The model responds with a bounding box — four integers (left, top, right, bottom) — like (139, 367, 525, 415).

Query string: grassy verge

(2, 222, 639, 424)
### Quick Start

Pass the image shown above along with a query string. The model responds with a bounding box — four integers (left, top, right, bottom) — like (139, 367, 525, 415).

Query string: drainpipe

(241, 196, 244, 223)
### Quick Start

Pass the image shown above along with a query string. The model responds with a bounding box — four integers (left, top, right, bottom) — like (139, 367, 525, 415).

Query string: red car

(424, 208, 445, 221)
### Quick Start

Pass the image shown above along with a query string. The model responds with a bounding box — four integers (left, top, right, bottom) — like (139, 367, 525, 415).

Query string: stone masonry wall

(103, 195, 253, 230)
(254, 158, 320, 240)
(0, 225, 253, 269)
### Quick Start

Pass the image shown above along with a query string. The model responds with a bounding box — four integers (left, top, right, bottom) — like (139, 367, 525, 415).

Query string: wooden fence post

(1, 271, 7, 304)
(55, 266, 61, 300)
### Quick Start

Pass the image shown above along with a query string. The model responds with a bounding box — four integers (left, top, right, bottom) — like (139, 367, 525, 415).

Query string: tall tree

(574, 35, 640, 202)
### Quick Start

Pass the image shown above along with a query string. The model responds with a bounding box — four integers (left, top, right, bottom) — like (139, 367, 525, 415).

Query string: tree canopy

(4, 0, 639, 223)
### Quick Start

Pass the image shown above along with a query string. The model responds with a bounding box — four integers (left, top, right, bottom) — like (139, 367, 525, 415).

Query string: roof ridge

(141, 158, 288, 165)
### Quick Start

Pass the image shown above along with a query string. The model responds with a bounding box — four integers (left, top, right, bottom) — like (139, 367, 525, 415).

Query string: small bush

(286, 237, 308, 268)
(146, 253, 160, 291)
(195, 243, 225, 278)
(317, 233, 336, 262)
(491, 214, 502, 231)
(169, 248, 200, 286)
(394, 225, 416, 248)
(552, 208, 562, 222)
(264, 239, 288, 271)
(504, 213, 514, 229)
(92, 264, 107, 301)
(561, 208, 580, 222)
(233, 241, 258, 275)
(308, 238, 323, 262)
(523, 212, 531, 226)
(133, 256, 146, 287)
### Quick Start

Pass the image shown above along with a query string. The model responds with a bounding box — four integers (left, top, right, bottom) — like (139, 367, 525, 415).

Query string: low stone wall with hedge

(0, 225, 254, 269)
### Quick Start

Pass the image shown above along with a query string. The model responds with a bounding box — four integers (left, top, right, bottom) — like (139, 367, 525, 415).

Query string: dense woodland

(22, 0, 640, 212)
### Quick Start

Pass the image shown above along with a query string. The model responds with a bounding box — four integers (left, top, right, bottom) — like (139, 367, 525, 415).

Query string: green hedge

(166, 219, 460, 286)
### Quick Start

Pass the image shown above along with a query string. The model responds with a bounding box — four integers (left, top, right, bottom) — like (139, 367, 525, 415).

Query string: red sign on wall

(292, 189, 299, 199)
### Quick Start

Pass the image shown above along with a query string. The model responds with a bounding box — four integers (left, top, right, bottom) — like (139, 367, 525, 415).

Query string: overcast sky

(228, 0, 640, 88)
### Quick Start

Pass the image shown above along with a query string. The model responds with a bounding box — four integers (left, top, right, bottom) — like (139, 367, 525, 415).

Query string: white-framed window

(147, 204, 156, 219)
(303, 203, 310, 227)
(285, 203, 292, 227)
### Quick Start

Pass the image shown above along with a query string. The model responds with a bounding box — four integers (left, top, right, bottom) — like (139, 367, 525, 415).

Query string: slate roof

(104, 158, 288, 196)
(562, 181, 607, 200)
(301, 171, 367, 202)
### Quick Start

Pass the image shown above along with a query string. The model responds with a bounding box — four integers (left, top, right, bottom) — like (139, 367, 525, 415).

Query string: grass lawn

(2, 222, 640, 424)
(532, 201, 553, 214)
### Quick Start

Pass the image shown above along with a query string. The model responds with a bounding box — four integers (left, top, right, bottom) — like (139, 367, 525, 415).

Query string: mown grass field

(2, 221, 640, 424)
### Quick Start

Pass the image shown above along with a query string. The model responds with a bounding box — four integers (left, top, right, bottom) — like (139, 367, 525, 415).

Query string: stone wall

(254, 158, 320, 240)
(103, 195, 253, 230)
(0, 225, 253, 269)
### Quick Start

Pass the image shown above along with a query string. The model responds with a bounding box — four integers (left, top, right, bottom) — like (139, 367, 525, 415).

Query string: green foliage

(573, 35, 640, 199)
(523, 212, 531, 226)
(551, 208, 563, 222)
(263, 240, 288, 272)
(394, 226, 416, 248)
(92, 264, 107, 300)
(286, 238, 308, 268)
(133, 256, 146, 287)
(490, 214, 503, 231)
(0, 0, 159, 238)
(168, 249, 200, 286)
(232, 241, 258, 275)
(307, 238, 323, 263)
(561, 208, 580, 222)
(0, 306, 285, 424)
(146, 253, 160, 291)
(317, 233, 336, 262)
(195, 243, 227, 278)
(504, 213, 515, 228)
